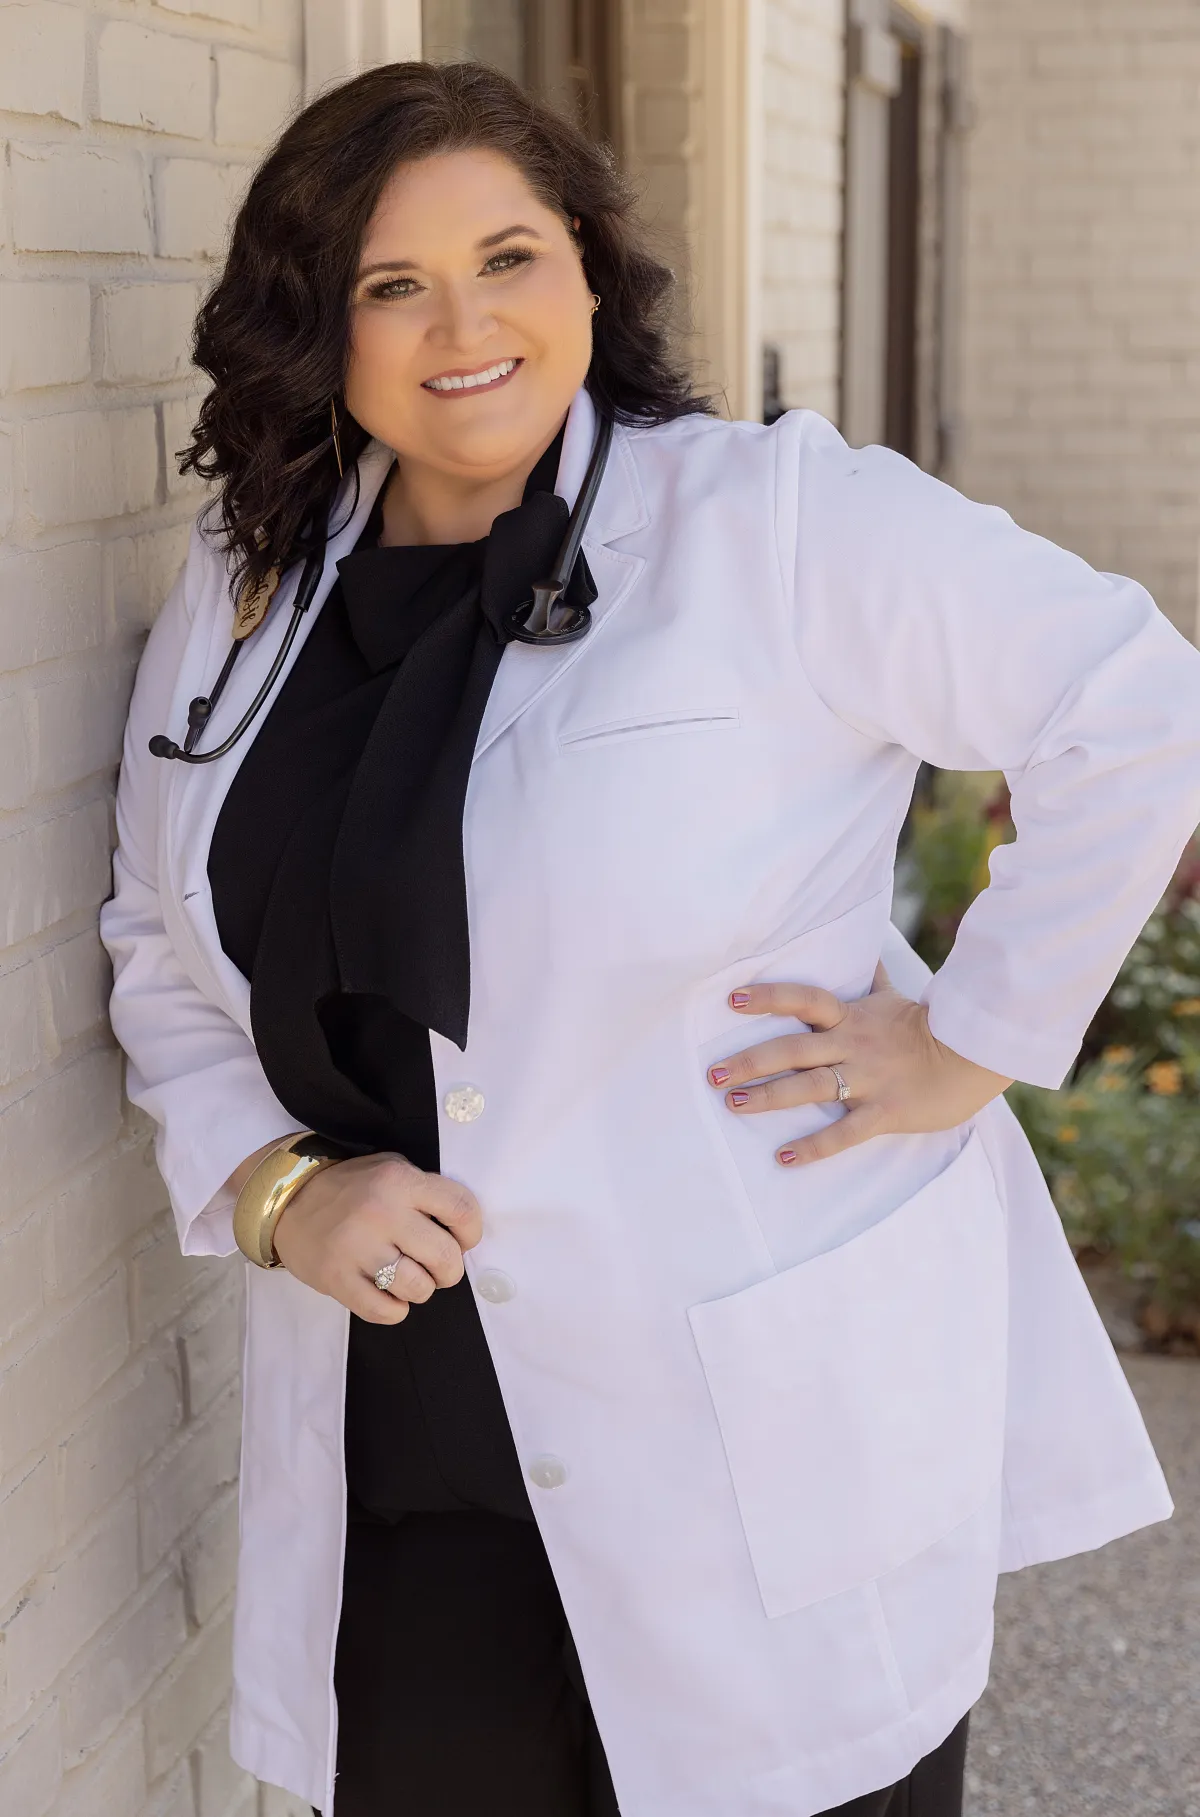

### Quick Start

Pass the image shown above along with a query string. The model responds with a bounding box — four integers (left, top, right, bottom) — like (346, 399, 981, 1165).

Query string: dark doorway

(884, 19, 922, 459)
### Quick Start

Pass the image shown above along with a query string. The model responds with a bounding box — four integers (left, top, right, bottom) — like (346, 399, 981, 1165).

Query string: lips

(422, 356, 522, 394)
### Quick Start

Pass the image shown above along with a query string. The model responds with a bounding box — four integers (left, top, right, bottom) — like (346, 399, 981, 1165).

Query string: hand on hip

(706, 963, 1013, 1168)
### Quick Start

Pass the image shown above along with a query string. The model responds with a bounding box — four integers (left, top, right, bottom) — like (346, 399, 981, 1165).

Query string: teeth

(425, 358, 518, 392)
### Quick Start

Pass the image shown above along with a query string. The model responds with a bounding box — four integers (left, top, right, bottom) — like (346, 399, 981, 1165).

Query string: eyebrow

(357, 224, 547, 280)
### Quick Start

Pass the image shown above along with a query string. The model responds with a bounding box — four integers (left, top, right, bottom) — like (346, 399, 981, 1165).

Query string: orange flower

(1171, 998, 1200, 1018)
(1057, 1125, 1080, 1143)
(1102, 1046, 1134, 1064)
(1146, 1060, 1183, 1096)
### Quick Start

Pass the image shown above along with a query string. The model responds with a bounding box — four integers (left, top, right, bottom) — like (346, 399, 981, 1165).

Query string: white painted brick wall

(97, 22, 213, 140)
(761, 0, 844, 422)
(0, 5, 305, 1815)
(957, 0, 1200, 634)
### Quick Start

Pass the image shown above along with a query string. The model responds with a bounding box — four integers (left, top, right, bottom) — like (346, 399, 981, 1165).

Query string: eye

(362, 275, 421, 302)
(482, 247, 537, 276)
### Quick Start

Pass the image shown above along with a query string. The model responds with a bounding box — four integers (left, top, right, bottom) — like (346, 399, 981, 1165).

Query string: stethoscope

(149, 408, 614, 764)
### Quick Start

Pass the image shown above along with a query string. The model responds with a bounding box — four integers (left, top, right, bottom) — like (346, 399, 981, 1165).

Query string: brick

(0, 544, 105, 675)
(155, 160, 247, 261)
(0, 3, 85, 125)
(130, 1217, 228, 1344)
(955, 1, 1200, 630)
(156, 0, 261, 25)
(142, 1758, 198, 1817)
(100, 284, 201, 385)
(0, 691, 31, 814)
(22, 407, 159, 527)
(62, 1568, 187, 1761)
(180, 1486, 238, 1629)
(139, 1381, 240, 1571)
(180, 1277, 242, 1418)
(0, 429, 12, 539)
(29, 661, 129, 796)
(0, 283, 91, 392)
(0, 1205, 45, 1347)
(0, 1495, 139, 1726)
(0, 1458, 56, 1612)
(0, 1699, 61, 1817)
(111, 522, 192, 636)
(0, 1261, 128, 1472)
(0, 799, 113, 948)
(41, 927, 112, 1055)
(53, 1715, 146, 1817)
(260, 1785, 313, 1817)
(97, 23, 212, 140)
(144, 1603, 233, 1781)
(46, 1138, 163, 1297)
(214, 47, 298, 148)
(11, 146, 152, 256)
(194, 1701, 256, 1817)
(59, 1346, 182, 1538)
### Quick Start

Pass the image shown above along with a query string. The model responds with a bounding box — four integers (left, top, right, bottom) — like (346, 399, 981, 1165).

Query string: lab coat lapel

(161, 388, 647, 982)
(160, 446, 395, 1029)
(474, 387, 649, 761)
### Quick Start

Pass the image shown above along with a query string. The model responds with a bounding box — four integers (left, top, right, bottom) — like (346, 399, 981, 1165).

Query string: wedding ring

(831, 1066, 851, 1103)
(373, 1259, 400, 1293)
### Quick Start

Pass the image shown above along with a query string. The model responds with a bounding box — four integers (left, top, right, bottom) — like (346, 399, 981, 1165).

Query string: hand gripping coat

(100, 386, 1200, 1816)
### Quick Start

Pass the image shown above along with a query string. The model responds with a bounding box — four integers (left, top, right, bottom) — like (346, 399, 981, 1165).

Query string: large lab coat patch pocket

(688, 1129, 1008, 1620)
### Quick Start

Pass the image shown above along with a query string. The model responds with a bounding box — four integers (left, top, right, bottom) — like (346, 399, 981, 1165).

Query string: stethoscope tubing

(150, 407, 613, 765)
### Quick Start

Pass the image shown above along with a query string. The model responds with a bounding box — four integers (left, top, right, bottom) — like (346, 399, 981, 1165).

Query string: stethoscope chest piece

(505, 583, 592, 646)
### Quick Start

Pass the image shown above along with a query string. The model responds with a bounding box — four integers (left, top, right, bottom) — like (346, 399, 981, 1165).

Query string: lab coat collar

(165, 385, 648, 887)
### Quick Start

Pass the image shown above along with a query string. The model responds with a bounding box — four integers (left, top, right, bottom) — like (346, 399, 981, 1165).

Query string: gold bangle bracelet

(232, 1131, 346, 1269)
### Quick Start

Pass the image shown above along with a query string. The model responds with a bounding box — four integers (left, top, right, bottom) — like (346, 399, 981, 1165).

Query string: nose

(427, 278, 497, 354)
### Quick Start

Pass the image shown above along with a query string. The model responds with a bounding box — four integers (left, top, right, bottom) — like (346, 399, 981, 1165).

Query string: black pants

(320, 1510, 969, 1817)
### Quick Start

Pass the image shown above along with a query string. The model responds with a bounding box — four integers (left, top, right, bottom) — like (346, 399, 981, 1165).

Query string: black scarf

(237, 426, 597, 1155)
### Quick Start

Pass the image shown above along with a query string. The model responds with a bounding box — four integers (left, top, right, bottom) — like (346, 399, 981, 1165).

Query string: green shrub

(903, 778, 1200, 1322)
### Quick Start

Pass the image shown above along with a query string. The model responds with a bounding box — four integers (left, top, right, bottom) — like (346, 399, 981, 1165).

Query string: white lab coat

(100, 385, 1200, 1816)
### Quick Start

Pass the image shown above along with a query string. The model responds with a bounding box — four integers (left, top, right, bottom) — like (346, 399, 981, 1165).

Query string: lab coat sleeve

(780, 409, 1200, 1088)
(99, 527, 300, 1257)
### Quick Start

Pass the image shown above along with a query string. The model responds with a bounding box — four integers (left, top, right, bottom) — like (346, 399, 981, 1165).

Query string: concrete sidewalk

(965, 1355, 1200, 1816)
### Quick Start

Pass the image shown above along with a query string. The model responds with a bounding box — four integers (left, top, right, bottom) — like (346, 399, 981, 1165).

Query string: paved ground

(965, 1356, 1200, 1817)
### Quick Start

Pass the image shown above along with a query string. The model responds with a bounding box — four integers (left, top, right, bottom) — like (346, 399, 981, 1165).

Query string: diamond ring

(373, 1259, 400, 1293)
(831, 1066, 851, 1103)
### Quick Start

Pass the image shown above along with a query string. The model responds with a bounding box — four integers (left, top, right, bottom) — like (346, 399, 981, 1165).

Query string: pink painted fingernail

(709, 1066, 731, 1086)
(777, 1148, 798, 1166)
(729, 1090, 749, 1107)
(729, 991, 751, 1007)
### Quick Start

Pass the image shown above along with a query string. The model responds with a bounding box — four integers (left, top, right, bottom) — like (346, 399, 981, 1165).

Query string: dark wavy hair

(180, 59, 714, 600)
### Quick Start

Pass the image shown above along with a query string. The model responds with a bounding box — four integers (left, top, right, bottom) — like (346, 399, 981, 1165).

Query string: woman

(100, 59, 1200, 1817)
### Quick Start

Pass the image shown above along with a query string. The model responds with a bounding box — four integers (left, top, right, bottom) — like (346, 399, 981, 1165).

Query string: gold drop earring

(330, 397, 344, 479)
(590, 293, 601, 315)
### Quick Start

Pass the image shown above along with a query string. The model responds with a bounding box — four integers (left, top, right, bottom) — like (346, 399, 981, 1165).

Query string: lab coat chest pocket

(688, 1129, 1009, 1620)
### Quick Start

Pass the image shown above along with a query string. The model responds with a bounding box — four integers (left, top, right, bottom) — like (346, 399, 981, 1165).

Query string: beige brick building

(955, 0, 1200, 638)
(0, 3, 1196, 1812)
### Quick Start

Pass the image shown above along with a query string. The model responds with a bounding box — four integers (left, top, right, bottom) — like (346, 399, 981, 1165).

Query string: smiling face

(343, 146, 596, 487)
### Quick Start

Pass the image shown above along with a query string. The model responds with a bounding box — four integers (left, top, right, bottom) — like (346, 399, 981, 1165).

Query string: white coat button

(527, 1455, 568, 1490)
(443, 1084, 485, 1123)
(475, 1269, 516, 1304)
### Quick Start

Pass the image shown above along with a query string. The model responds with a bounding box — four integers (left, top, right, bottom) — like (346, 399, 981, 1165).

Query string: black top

(208, 422, 594, 1525)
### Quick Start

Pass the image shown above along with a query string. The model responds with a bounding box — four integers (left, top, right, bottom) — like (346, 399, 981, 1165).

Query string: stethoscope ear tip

(148, 734, 181, 760)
